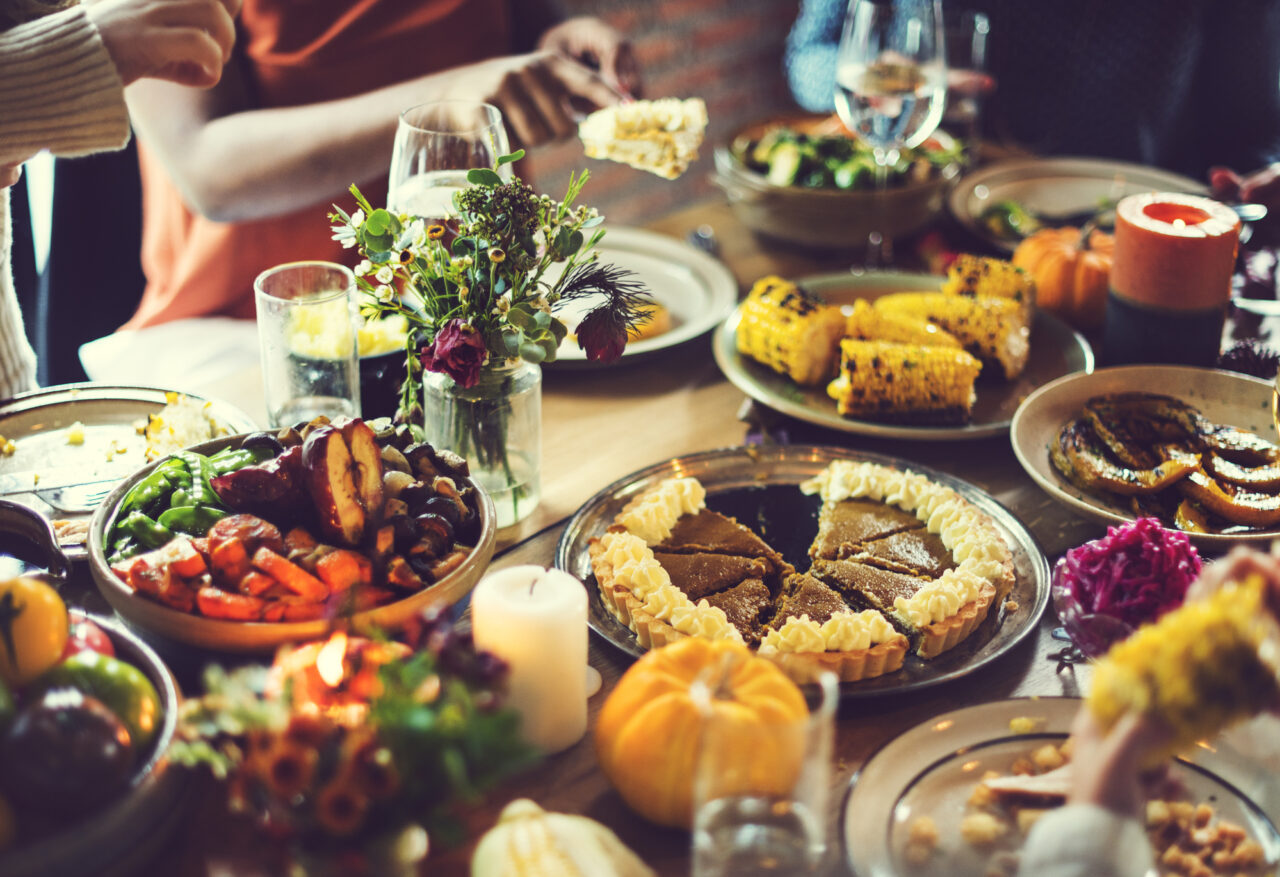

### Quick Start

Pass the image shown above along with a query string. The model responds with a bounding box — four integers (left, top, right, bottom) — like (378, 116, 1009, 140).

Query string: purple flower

(575, 307, 627, 364)
(420, 320, 488, 388)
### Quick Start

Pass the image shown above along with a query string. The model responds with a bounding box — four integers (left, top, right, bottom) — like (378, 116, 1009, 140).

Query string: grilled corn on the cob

(827, 339, 982, 424)
(942, 254, 1035, 316)
(736, 276, 847, 386)
(1087, 575, 1280, 764)
(845, 299, 961, 348)
(874, 292, 1030, 379)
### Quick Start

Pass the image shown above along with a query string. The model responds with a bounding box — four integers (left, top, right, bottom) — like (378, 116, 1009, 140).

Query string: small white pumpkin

(471, 799, 654, 877)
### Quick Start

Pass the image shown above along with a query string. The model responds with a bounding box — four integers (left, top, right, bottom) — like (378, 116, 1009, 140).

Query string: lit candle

(471, 565, 588, 753)
(1104, 192, 1240, 366)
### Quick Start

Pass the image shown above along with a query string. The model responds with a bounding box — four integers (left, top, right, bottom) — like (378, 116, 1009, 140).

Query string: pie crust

(587, 461, 1014, 681)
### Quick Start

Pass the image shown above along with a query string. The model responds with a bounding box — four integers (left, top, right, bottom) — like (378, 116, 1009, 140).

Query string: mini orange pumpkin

(594, 638, 809, 829)
(1012, 226, 1115, 330)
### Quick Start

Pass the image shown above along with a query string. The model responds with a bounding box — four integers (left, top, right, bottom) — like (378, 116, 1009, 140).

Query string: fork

(36, 481, 119, 514)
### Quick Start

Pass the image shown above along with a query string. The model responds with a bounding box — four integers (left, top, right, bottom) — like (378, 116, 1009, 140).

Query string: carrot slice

(252, 547, 329, 602)
(315, 549, 373, 593)
(238, 571, 277, 597)
(210, 536, 251, 586)
(197, 586, 266, 620)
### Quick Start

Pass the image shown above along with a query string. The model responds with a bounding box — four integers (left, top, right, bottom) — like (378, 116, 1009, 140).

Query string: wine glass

(387, 100, 512, 222)
(834, 0, 947, 267)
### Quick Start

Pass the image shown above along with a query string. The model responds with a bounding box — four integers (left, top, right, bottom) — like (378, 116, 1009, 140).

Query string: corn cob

(942, 254, 1035, 317)
(874, 292, 1029, 379)
(826, 339, 981, 424)
(1087, 575, 1280, 765)
(736, 276, 847, 386)
(845, 299, 961, 348)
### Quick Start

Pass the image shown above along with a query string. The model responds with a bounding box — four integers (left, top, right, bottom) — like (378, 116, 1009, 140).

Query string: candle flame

(316, 630, 348, 688)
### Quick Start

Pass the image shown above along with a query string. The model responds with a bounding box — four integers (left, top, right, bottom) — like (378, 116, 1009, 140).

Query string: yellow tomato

(0, 577, 68, 686)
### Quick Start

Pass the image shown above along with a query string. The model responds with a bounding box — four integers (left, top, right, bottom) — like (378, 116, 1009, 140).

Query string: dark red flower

(575, 307, 627, 364)
(419, 320, 488, 388)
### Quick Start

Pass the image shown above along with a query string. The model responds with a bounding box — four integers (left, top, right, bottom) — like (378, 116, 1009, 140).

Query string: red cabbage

(1059, 517, 1202, 628)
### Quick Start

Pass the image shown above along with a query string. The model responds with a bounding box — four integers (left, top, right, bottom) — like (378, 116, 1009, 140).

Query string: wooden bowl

(0, 614, 184, 877)
(86, 433, 497, 653)
(711, 114, 960, 249)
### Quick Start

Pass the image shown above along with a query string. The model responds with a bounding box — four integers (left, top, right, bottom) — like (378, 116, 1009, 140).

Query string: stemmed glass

(834, 0, 947, 267)
(387, 100, 512, 221)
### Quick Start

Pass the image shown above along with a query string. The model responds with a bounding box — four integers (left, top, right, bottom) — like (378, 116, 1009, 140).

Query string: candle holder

(169, 609, 538, 874)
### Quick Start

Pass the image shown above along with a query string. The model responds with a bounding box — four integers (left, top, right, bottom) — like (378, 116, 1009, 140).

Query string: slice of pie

(651, 551, 770, 602)
(810, 499, 922, 561)
(577, 98, 708, 179)
(858, 529, 956, 579)
(702, 578, 773, 646)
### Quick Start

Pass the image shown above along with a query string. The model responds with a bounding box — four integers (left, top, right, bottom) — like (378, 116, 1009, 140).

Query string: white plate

(843, 697, 1280, 877)
(712, 271, 1094, 441)
(0, 384, 259, 560)
(552, 227, 738, 365)
(949, 157, 1207, 252)
(1009, 365, 1278, 548)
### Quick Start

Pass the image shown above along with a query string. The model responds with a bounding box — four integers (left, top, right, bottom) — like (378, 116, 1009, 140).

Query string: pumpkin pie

(586, 462, 1014, 681)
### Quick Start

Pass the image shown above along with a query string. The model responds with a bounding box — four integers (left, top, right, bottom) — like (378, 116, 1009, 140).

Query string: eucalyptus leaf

(502, 331, 522, 358)
(507, 309, 536, 332)
(466, 168, 503, 187)
(532, 310, 551, 330)
(568, 230, 584, 253)
(519, 341, 546, 363)
(366, 209, 393, 235)
(548, 317, 568, 343)
(580, 214, 604, 228)
(536, 335, 558, 361)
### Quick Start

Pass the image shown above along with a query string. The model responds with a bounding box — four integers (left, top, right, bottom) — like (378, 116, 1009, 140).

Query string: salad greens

(733, 127, 963, 190)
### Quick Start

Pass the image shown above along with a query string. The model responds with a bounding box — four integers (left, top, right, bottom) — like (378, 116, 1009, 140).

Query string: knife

(0, 464, 137, 497)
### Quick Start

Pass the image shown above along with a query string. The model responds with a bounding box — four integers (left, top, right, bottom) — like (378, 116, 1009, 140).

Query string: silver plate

(0, 383, 258, 560)
(554, 445, 1050, 699)
(712, 272, 1094, 441)
(843, 697, 1280, 877)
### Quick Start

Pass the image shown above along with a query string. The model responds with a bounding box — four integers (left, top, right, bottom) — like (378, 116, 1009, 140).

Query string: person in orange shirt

(122, 0, 639, 331)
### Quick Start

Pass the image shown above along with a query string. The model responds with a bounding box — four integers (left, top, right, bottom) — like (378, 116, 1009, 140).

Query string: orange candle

(1104, 192, 1240, 365)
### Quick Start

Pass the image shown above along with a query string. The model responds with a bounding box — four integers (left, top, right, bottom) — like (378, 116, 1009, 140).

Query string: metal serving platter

(555, 445, 1050, 699)
(0, 384, 258, 560)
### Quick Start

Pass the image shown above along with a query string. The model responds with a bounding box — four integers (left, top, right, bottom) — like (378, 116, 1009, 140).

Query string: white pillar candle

(471, 564, 588, 753)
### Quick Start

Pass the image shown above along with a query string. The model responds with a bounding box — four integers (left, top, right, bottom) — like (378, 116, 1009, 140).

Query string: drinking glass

(943, 10, 989, 153)
(387, 100, 511, 221)
(835, 0, 947, 266)
(255, 261, 361, 428)
(691, 667, 838, 877)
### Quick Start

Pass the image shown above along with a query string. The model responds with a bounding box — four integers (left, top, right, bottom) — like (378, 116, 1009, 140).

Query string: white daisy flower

(375, 285, 394, 302)
(375, 265, 395, 284)
(354, 260, 373, 277)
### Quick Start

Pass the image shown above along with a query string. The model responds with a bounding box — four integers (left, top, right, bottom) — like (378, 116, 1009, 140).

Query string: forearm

(785, 0, 843, 112)
(126, 72, 437, 222)
(1019, 804, 1153, 877)
(0, 5, 129, 165)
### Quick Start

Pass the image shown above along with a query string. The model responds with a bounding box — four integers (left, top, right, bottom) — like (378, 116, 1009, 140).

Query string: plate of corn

(715, 257, 1094, 440)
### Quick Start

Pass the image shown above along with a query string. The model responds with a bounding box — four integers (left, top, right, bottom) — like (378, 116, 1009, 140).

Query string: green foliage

(328, 153, 653, 424)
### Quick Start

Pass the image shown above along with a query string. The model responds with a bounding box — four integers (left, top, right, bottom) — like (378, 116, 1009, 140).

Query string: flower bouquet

(328, 154, 653, 525)
(171, 610, 537, 875)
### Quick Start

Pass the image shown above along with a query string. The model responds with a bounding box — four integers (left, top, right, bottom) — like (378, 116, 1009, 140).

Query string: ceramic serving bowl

(0, 609, 184, 877)
(86, 432, 496, 653)
(711, 114, 961, 249)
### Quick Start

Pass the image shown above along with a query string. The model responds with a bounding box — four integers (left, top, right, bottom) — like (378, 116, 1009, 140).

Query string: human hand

(0, 164, 21, 189)
(538, 16, 641, 98)
(1210, 164, 1280, 214)
(1187, 544, 1280, 616)
(84, 0, 240, 89)
(446, 51, 621, 148)
(947, 68, 995, 97)
(1067, 708, 1173, 818)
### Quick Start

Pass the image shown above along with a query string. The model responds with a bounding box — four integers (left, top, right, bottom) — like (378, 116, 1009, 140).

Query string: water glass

(691, 668, 838, 877)
(943, 10, 990, 148)
(255, 261, 361, 428)
(388, 100, 511, 220)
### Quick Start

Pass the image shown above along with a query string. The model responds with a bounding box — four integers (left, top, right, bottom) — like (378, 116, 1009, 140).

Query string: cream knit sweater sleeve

(0, 4, 130, 399)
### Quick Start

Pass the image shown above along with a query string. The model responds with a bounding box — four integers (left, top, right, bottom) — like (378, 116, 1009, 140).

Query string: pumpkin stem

(1077, 218, 1097, 251)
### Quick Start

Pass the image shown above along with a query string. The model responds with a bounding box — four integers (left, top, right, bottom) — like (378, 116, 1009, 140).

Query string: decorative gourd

(471, 799, 654, 877)
(1012, 226, 1115, 330)
(593, 637, 809, 829)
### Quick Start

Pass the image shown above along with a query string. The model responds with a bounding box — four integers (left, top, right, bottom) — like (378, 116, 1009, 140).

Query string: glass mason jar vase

(422, 359, 541, 528)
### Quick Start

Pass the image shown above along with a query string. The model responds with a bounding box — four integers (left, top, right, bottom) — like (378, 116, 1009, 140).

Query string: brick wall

(525, 0, 804, 226)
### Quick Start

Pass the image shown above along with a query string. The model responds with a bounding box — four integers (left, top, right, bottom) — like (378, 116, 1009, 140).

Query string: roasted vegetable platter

(1012, 366, 1280, 548)
(87, 417, 496, 652)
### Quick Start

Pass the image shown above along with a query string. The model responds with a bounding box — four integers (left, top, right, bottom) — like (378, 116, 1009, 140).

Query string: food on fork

(578, 97, 708, 179)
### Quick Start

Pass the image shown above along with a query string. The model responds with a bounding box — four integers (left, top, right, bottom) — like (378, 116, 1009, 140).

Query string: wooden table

(155, 198, 1118, 876)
